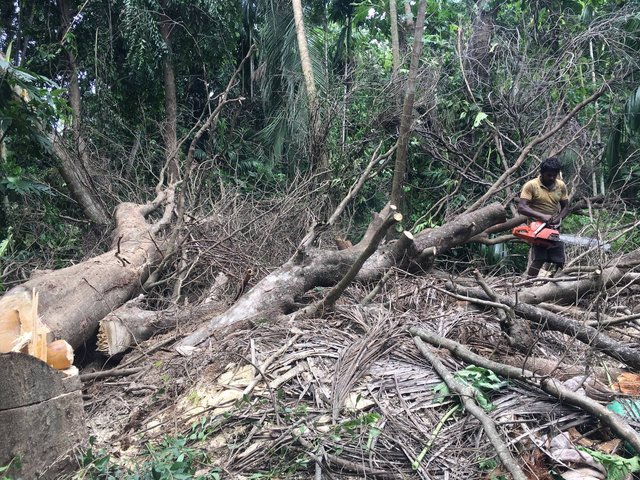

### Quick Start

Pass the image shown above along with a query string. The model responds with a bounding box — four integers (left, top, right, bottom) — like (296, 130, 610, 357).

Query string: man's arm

(518, 198, 552, 222)
(550, 199, 570, 225)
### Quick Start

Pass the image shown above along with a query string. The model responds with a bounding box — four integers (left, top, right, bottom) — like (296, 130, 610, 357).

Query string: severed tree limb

(297, 209, 402, 317)
(409, 328, 640, 454)
(98, 273, 229, 355)
(412, 337, 527, 480)
(98, 306, 178, 356)
(472, 234, 516, 245)
(176, 203, 505, 349)
(80, 367, 145, 382)
(361, 267, 396, 305)
(296, 143, 396, 254)
(586, 313, 640, 328)
(451, 285, 640, 370)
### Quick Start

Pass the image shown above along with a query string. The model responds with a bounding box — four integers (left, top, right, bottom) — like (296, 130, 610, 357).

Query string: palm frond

(625, 85, 640, 133)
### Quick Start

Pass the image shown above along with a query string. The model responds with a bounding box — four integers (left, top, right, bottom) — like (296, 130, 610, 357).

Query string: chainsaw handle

(532, 222, 547, 236)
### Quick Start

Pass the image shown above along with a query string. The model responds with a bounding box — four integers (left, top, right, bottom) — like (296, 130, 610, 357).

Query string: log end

(98, 319, 135, 356)
(47, 340, 74, 370)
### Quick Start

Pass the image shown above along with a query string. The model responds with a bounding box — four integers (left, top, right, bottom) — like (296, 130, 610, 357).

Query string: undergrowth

(74, 435, 221, 480)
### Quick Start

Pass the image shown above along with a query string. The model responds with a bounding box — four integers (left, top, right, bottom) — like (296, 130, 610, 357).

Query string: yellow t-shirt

(520, 177, 569, 216)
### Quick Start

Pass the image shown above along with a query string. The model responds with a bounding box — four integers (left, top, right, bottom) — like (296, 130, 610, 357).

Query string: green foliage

(433, 365, 507, 412)
(604, 85, 640, 198)
(76, 435, 222, 480)
(328, 411, 383, 459)
(0, 456, 22, 479)
(476, 456, 507, 480)
(577, 447, 640, 480)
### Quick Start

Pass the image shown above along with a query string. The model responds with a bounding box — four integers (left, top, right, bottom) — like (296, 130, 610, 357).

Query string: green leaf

(625, 85, 640, 133)
(433, 382, 450, 403)
(473, 111, 488, 128)
(578, 447, 640, 480)
(0, 233, 11, 257)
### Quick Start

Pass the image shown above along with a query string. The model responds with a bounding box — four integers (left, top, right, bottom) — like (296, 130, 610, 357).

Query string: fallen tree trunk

(518, 248, 640, 304)
(177, 203, 506, 349)
(0, 193, 173, 349)
(97, 274, 230, 355)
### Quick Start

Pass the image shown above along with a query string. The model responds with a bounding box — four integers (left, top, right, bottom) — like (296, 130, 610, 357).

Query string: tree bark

(518, 248, 640, 305)
(0, 353, 86, 480)
(177, 203, 506, 349)
(389, 0, 401, 75)
(390, 0, 427, 210)
(291, 0, 328, 172)
(0, 193, 173, 349)
(158, 0, 180, 183)
(1, 200, 504, 354)
(55, 0, 111, 225)
(292, 0, 317, 106)
(464, 0, 498, 92)
(454, 284, 640, 370)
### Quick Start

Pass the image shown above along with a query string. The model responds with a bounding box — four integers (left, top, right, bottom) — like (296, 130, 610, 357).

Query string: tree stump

(0, 353, 87, 479)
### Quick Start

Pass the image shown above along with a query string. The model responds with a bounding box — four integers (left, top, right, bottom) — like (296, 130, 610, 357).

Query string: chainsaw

(512, 221, 611, 251)
(512, 222, 560, 247)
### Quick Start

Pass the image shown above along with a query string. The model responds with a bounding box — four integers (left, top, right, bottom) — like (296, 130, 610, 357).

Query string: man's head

(540, 157, 561, 187)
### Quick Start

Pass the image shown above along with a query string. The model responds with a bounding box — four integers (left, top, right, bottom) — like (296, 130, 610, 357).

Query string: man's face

(541, 170, 559, 188)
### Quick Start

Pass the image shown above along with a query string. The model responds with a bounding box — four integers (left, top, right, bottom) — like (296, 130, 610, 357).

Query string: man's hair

(540, 157, 562, 173)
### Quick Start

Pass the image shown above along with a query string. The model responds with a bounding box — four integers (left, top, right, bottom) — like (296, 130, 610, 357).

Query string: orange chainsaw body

(512, 221, 561, 248)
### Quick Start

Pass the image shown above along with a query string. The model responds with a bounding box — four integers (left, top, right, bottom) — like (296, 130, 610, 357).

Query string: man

(518, 157, 570, 278)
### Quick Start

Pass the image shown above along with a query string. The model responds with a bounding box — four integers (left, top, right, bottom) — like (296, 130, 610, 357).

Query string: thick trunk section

(389, 0, 401, 75)
(0, 197, 170, 349)
(98, 274, 229, 355)
(178, 203, 506, 348)
(464, 0, 498, 92)
(159, 0, 180, 183)
(0, 353, 86, 480)
(291, 0, 328, 171)
(292, 0, 317, 105)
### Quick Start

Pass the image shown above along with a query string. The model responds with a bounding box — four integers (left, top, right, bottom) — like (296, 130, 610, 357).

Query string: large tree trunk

(0, 200, 504, 354)
(464, 0, 498, 92)
(291, 0, 329, 172)
(389, 0, 401, 75)
(1, 193, 172, 349)
(177, 203, 506, 349)
(292, 0, 316, 107)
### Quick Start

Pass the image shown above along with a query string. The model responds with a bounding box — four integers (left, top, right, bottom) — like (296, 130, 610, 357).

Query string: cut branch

(453, 285, 640, 370)
(409, 328, 640, 454)
(413, 337, 527, 480)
